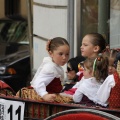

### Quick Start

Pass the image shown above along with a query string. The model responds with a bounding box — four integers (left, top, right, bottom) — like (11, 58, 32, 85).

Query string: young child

(29, 37, 70, 102)
(62, 56, 85, 92)
(103, 48, 118, 75)
(95, 49, 120, 108)
(73, 56, 108, 103)
(80, 33, 106, 58)
(15, 37, 71, 103)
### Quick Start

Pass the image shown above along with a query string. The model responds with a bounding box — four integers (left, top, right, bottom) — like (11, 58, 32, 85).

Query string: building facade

(30, 0, 120, 75)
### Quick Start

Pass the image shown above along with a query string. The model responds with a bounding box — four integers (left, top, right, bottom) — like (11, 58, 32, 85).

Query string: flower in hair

(97, 57, 101, 61)
(78, 63, 84, 72)
(46, 40, 51, 51)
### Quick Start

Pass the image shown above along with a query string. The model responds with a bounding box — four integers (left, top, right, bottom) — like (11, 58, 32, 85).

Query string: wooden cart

(0, 95, 120, 120)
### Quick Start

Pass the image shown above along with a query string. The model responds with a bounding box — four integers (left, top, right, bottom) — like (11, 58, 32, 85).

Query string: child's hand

(42, 93, 56, 102)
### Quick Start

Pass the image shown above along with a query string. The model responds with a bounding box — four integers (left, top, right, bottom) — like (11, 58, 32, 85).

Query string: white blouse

(73, 77, 102, 103)
(30, 57, 64, 97)
(94, 75, 115, 107)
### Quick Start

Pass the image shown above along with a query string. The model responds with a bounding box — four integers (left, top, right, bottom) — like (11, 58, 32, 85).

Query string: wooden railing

(0, 95, 120, 120)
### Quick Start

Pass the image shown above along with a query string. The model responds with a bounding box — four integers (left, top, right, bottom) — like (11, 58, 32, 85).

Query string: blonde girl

(73, 56, 108, 103)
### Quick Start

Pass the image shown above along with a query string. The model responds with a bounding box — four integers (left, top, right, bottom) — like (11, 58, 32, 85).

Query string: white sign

(0, 99, 25, 120)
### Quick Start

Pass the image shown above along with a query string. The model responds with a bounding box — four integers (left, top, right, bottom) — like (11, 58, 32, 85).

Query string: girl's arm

(32, 72, 58, 102)
(73, 88, 83, 103)
(31, 59, 64, 102)
(42, 93, 56, 102)
(72, 77, 84, 88)
(32, 72, 55, 97)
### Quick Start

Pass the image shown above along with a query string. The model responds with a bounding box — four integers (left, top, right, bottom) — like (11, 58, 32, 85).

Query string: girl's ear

(94, 45, 100, 53)
(48, 51, 53, 57)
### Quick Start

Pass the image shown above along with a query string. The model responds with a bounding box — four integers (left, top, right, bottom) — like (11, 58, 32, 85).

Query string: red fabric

(64, 88, 77, 95)
(78, 72, 83, 81)
(27, 86, 33, 89)
(80, 95, 96, 106)
(53, 113, 108, 120)
(0, 80, 15, 93)
(46, 78, 62, 93)
(108, 72, 120, 108)
(27, 78, 62, 93)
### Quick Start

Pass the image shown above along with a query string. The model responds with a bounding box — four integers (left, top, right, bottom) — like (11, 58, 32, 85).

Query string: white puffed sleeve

(73, 87, 84, 103)
(95, 75, 115, 106)
(73, 78, 85, 102)
(30, 57, 64, 97)
(73, 77, 101, 103)
(30, 65, 55, 97)
(72, 77, 84, 88)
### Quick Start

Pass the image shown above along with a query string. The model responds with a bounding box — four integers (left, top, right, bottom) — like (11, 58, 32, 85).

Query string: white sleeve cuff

(40, 91, 48, 97)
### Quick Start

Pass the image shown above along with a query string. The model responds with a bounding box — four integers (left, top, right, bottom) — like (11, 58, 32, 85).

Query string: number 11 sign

(0, 98, 25, 120)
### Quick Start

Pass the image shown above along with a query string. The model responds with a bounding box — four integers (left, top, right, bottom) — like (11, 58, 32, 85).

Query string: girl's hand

(42, 93, 56, 102)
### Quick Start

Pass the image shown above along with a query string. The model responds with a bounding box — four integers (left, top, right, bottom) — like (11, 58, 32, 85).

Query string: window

(81, 0, 98, 37)
(80, 0, 110, 44)
(110, 0, 120, 48)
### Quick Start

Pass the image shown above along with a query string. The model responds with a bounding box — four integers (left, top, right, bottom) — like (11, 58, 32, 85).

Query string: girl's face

(108, 66, 116, 75)
(83, 66, 92, 79)
(80, 35, 99, 58)
(66, 63, 76, 80)
(49, 45, 70, 66)
(108, 58, 117, 75)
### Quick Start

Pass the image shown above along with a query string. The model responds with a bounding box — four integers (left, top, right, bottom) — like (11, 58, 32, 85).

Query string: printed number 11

(8, 105, 21, 120)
